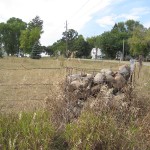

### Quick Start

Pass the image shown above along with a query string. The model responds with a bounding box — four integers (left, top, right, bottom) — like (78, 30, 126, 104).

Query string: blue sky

(0, 0, 150, 46)
(80, 0, 150, 38)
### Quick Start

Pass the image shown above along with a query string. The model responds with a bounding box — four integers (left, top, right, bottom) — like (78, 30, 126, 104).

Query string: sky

(0, 0, 150, 46)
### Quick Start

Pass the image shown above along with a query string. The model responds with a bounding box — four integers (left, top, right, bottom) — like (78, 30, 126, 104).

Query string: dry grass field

(0, 57, 150, 149)
(0, 57, 126, 113)
(0, 57, 149, 113)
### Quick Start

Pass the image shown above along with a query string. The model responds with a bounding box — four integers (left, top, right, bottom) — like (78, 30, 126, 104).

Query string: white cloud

(131, 7, 150, 15)
(143, 21, 150, 28)
(96, 15, 116, 27)
(0, 0, 114, 46)
(96, 6, 150, 28)
(118, 7, 150, 20)
(1, 0, 150, 46)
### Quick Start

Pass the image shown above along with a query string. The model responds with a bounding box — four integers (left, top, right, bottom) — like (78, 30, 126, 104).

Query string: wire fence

(0, 66, 102, 72)
(0, 83, 62, 87)
(0, 66, 118, 102)
(0, 67, 72, 102)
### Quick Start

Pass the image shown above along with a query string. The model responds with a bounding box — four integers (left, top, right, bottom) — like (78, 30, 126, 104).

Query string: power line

(47, 0, 92, 40)
(68, 0, 91, 19)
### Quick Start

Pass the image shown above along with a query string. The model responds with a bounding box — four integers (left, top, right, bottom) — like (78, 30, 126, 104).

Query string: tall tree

(30, 40, 41, 59)
(0, 18, 26, 55)
(73, 35, 90, 58)
(86, 36, 97, 49)
(62, 29, 78, 52)
(99, 31, 118, 58)
(128, 26, 149, 56)
(96, 20, 144, 59)
(49, 39, 66, 56)
(20, 16, 43, 54)
(0, 23, 3, 57)
(125, 20, 143, 33)
(28, 16, 43, 33)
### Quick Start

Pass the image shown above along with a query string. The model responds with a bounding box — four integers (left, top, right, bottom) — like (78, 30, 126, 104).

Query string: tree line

(0, 16, 150, 59)
(0, 16, 43, 57)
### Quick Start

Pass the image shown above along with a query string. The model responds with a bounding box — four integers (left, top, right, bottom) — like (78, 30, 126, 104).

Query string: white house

(91, 48, 103, 59)
(40, 52, 50, 57)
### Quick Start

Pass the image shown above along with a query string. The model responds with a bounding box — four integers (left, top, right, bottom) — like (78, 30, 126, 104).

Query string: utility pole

(95, 47, 98, 59)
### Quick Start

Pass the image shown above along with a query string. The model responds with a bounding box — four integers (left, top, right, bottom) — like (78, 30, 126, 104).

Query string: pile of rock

(64, 64, 131, 121)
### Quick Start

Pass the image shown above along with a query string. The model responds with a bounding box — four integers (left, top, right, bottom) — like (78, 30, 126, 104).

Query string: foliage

(41, 45, 54, 55)
(0, 18, 26, 55)
(0, 58, 150, 149)
(65, 111, 140, 150)
(0, 16, 43, 56)
(86, 36, 96, 48)
(50, 32, 91, 58)
(62, 29, 78, 52)
(28, 16, 43, 33)
(128, 26, 149, 56)
(1, 16, 150, 59)
(73, 35, 90, 58)
(125, 20, 144, 33)
(20, 27, 41, 54)
(0, 111, 55, 150)
(94, 20, 145, 59)
(0, 35, 3, 57)
(20, 16, 43, 54)
(0, 50, 3, 58)
(19, 29, 30, 53)
(30, 40, 41, 59)
(49, 40, 66, 56)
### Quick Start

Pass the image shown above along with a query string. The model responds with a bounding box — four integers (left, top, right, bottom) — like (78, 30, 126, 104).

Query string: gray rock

(94, 73, 105, 84)
(101, 68, 113, 75)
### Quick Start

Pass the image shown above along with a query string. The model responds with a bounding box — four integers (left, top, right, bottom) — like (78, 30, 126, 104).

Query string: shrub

(0, 111, 55, 149)
(0, 50, 3, 58)
(64, 111, 141, 150)
(30, 41, 41, 59)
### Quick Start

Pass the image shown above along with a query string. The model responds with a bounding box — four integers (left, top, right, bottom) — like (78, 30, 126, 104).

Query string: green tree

(28, 16, 43, 33)
(49, 40, 66, 56)
(96, 20, 143, 59)
(111, 23, 129, 57)
(62, 29, 78, 52)
(20, 16, 43, 54)
(73, 35, 90, 58)
(0, 18, 26, 55)
(125, 20, 144, 33)
(128, 26, 149, 56)
(19, 29, 30, 53)
(145, 28, 150, 55)
(86, 36, 97, 49)
(99, 31, 117, 58)
(30, 40, 41, 59)
(0, 25, 3, 57)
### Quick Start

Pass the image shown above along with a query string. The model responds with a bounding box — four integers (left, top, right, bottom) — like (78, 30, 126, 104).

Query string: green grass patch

(0, 111, 55, 149)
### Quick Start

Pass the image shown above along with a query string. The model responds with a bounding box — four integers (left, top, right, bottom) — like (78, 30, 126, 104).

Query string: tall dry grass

(0, 57, 150, 149)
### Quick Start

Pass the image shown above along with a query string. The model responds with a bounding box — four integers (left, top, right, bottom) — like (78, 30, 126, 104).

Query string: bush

(0, 111, 55, 149)
(64, 110, 147, 150)
(30, 41, 41, 59)
(0, 50, 3, 58)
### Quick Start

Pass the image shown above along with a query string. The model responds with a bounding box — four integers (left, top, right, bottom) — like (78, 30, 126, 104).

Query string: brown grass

(0, 57, 150, 149)
(0, 57, 149, 113)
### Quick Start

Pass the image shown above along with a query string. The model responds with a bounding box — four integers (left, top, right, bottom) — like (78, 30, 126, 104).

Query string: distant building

(91, 48, 103, 59)
(0, 47, 7, 57)
(24, 53, 30, 57)
(40, 51, 50, 57)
